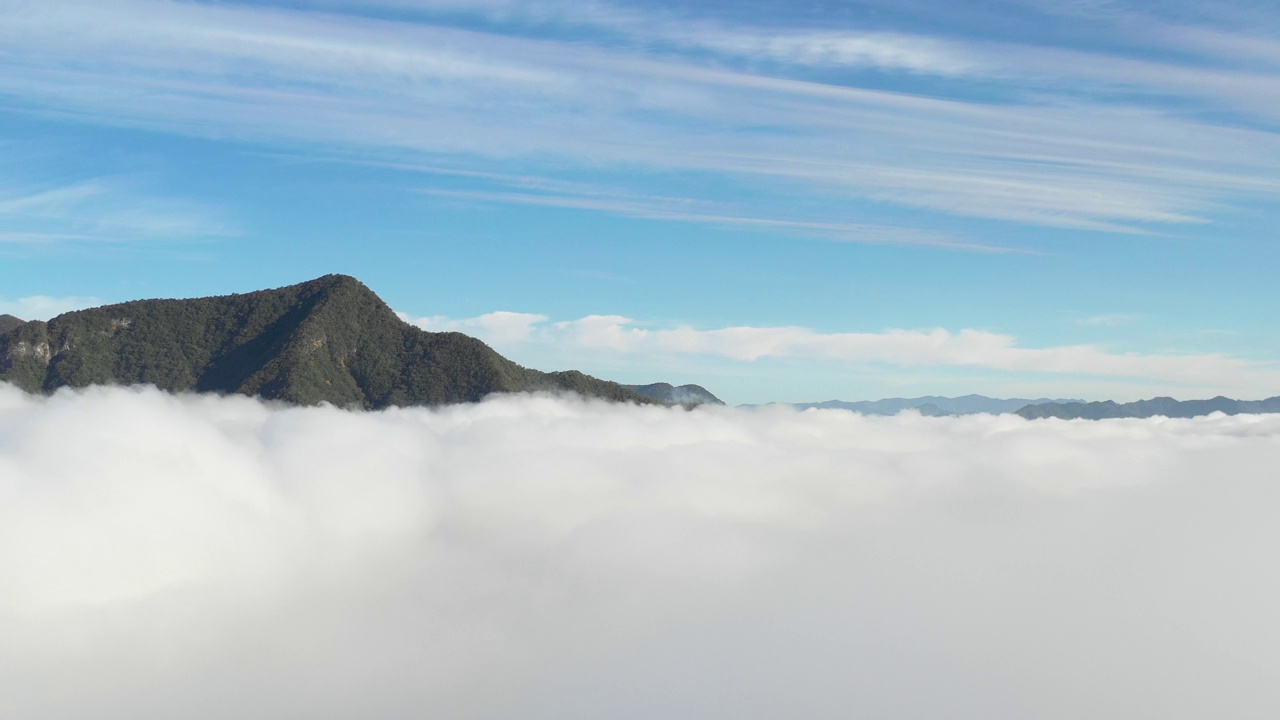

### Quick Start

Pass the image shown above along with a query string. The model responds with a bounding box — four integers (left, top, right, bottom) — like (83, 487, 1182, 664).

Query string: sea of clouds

(2, 382, 1278, 719)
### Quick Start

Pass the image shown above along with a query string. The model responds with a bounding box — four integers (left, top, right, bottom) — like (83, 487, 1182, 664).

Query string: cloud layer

(3, 383, 1280, 718)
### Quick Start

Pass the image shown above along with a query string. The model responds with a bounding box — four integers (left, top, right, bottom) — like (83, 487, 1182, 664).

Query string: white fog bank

(1, 383, 1278, 719)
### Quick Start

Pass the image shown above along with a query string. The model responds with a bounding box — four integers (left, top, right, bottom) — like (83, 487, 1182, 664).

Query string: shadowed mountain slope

(0, 275, 651, 408)
(0, 315, 23, 334)
(1017, 395, 1280, 420)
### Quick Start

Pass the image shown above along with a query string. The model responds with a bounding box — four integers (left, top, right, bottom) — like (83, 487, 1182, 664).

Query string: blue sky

(3, 0, 1280, 404)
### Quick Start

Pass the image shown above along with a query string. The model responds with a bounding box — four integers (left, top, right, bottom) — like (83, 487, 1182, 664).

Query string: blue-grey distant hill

(769, 395, 1081, 416)
(1016, 396, 1280, 420)
(0, 314, 23, 334)
(624, 383, 723, 406)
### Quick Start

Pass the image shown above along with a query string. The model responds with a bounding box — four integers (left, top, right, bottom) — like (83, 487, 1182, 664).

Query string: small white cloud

(0, 295, 101, 321)
(399, 310, 549, 345)
(1076, 313, 1142, 327)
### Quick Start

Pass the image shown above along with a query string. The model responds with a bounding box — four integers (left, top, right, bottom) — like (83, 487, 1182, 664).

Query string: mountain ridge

(1016, 395, 1280, 420)
(749, 395, 1081, 416)
(624, 382, 723, 406)
(0, 275, 654, 408)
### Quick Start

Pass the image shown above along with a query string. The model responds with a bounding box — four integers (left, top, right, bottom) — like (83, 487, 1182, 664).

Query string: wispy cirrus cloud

(315, 158, 1004, 249)
(2, 0, 1280, 241)
(1076, 313, 1142, 327)
(0, 178, 234, 245)
(265, 0, 1280, 112)
(420, 188, 1009, 251)
(295, 0, 979, 74)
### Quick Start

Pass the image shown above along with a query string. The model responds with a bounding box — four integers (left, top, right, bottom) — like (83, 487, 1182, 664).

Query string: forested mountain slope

(0, 275, 651, 408)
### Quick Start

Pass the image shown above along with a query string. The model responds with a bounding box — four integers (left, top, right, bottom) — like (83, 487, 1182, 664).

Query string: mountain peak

(299, 273, 376, 297)
(625, 382, 723, 405)
(0, 276, 654, 408)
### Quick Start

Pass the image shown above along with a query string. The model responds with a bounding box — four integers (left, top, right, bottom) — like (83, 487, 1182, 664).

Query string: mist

(2, 382, 1278, 719)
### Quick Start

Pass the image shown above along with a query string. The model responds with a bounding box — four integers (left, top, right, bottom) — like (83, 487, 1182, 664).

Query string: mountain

(624, 383, 723, 406)
(785, 395, 1081, 416)
(0, 275, 653, 408)
(0, 314, 23, 334)
(1016, 396, 1280, 420)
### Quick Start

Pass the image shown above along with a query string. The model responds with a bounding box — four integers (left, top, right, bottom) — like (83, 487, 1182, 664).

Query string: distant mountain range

(755, 394, 1280, 420)
(0, 275, 666, 409)
(624, 383, 723, 406)
(1016, 396, 1280, 420)
(755, 395, 1081, 416)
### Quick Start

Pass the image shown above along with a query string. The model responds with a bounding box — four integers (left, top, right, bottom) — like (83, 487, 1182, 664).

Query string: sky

(4, 386, 1280, 719)
(3, 0, 1280, 404)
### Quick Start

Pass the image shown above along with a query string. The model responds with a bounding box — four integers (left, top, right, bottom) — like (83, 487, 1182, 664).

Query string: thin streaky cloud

(347, 155, 1134, 243)
(419, 188, 1014, 252)
(275, 0, 1280, 111)
(0, 232, 104, 244)
(294, 0, 978, 75)
(1160, 26, 1280, 68)
(0, 183, 107, 214)
(2, 0, 1280, 236)
(0, 177, 236, 244)
(1076, 313, 1143, 327)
